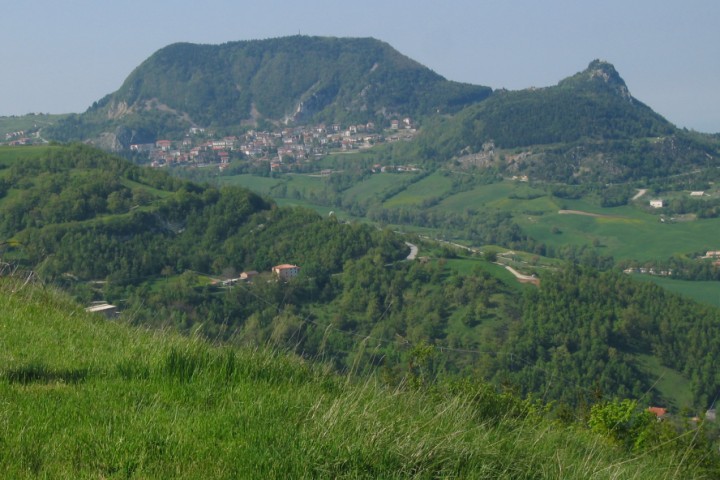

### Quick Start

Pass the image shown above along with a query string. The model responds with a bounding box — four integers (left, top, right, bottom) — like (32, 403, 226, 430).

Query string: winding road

(405, 242, 418, 261)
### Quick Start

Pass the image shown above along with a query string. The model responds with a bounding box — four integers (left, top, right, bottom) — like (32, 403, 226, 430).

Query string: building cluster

(4, 130, 36, 146)
(130, 118, 415, 171)
(623, 267, 673, 276)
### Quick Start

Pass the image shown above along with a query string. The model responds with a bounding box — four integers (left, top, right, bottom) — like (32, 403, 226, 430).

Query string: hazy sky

(2, 0, 718, 132)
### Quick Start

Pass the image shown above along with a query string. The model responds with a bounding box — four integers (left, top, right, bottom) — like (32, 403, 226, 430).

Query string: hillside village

(128, 118, 418, 173)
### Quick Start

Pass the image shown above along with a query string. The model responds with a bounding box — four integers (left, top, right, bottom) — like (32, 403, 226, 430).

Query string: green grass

(0, 277, 708, 478)
(633, 275, 720, 308)
(342, 173, 409, 203)
(434, 180, 550, 213)
(218, 174, 284, 195)
(518, 203, 720, 261)
(120, 177, 174, 199)
(0, 114, 70, 138)
(636, 354, 694, 409)
(383, 171, 452, 207)
(0, 145, 59, 165)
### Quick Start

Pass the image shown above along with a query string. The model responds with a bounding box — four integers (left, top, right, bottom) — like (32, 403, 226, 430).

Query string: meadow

(214, 170, 720, 264)
(382, 170, 452, 207)
(218, 174, 284, 196)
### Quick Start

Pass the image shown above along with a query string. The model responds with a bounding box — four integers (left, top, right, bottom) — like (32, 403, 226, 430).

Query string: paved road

(632, 188, 648, 201)
(502, 265, 540, 286)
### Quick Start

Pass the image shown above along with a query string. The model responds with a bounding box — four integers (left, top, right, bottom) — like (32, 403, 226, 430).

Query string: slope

(412, 60, 720, 183)
(0, 276, 715, 478)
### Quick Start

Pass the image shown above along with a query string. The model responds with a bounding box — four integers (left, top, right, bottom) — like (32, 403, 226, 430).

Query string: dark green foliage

(497, 265, 720, 408)
(0, 144, 404, 289)
(420, 61, 672, 150)
(4, 362, 88, 385)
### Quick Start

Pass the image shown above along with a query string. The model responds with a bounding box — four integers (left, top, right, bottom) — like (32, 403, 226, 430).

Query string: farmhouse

(272, 264, 300, 280)
(649, 199, 665, 208)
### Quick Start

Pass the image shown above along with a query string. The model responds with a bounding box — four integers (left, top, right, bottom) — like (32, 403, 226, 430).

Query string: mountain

(44, 36, 491, 147)
(412, 60, 720, 183)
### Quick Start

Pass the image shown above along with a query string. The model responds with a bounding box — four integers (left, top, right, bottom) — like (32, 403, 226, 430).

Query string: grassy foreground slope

(0, 278, 711, 479)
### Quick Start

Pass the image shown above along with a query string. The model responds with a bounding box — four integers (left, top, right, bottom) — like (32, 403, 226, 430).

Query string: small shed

(85, 303, 119, 319)
(649, 199, 664, 208)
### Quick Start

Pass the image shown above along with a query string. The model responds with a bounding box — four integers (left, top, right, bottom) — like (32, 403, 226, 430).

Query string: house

(240, 271, 258, 281)
(647, 406, 668, 419)
(272, 264, 300, 280)
(156, 140, 172, 151)
(649, 199, 665, 208)
(690, 191, 705, 197)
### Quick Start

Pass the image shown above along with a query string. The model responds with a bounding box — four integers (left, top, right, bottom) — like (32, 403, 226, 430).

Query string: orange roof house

(272, 264, 300, 280)
(647, 407, 667, 418)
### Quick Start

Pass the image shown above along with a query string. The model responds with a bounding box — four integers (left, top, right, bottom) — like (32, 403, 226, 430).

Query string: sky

(2, 0, 718, 133)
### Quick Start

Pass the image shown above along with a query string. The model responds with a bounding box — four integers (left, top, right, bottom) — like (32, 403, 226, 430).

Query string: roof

(648, 406, 667, 417)
(273, 264, 299, 270)
(85, 304, 117, 313)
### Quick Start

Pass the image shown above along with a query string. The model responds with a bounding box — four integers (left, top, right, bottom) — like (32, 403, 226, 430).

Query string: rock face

(579, 59, 633, 101)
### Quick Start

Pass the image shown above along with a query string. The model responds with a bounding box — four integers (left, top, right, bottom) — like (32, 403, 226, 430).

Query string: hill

(0, 113, 70, 145)
(0, 143, 406, 285)
(5, 145, 720, 412)
(0, 276, 716, 478)
(411, 60, 720, 183)
(44, 36, 491, 147)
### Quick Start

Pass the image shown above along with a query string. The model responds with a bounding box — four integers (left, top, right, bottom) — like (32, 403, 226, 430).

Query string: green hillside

(411, 61, 720, 183)
(0, 113, 70, 140)
(6, 144, 720, 421)
(45, 36, 491, 144)
(1, 277, 717, 478)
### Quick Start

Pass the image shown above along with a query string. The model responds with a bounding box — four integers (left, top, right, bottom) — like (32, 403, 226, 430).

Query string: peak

(585, 59, 623, 84)
(560, 59, 632, 101)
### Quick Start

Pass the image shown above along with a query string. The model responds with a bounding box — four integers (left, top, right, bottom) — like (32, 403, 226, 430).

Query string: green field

(636, 353, 694, 409)
(0, 145, 59, 164)
(633, 275, 720, 308)
(218, 174, 284, 195)
(218, 168, 720, 264)
(0, 114, 70, 138)
(342, 173, 409, 203)
(520, 207, 720, 261)
(434, 181, 550, 213)
(383, 171, 452, 207)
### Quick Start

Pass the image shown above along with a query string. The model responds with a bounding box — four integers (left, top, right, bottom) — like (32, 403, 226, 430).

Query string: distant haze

(2, 0, 718, 133)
